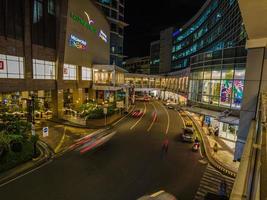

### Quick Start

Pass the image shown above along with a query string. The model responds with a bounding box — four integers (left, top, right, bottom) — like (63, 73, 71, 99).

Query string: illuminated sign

(84, 11, 94, 25)
(0, 61, 4, 70)
(99, 30, 108, 43)
(70, 12, 108, 43)
(69, 34, 87, 50)
(70, 12, 97, 33)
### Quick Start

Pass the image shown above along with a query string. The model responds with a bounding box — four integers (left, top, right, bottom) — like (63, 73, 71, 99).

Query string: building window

(0, 54, 24, 79)
(48, 0, 55, 15)
(33, 0, 43, 23)
(63, 64, 77, 80)
(33, 59, 55, 79)
(82, 67, 92, 80)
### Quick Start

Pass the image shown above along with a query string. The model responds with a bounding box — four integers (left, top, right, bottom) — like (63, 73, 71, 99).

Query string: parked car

(138, 190, 177, 200)
(181, 127, 195, 142)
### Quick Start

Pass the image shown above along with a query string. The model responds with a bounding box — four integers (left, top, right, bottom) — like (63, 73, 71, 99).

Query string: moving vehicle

(181, 127, 194, 142)
(192, 141, 200, 152)
(131, 109, 144, 118)
(138, 190, 177, 200)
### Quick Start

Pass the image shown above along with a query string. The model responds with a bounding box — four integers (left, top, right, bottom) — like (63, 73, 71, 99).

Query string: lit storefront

(189, 64, 245, 109)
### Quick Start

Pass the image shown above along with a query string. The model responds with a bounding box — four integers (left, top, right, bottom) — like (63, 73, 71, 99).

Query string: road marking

(177, 111, 186, 128)
(113, 105, 136, 126)
(54, 126, 66, 153)
(147, 102, 157, 132)
(130, 102, 147, 130)
(156, 101, 170, 134)
(0, 159, 53, 188)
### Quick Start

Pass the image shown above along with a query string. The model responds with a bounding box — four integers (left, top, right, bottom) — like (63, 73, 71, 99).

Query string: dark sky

(124, 0, 206, 58)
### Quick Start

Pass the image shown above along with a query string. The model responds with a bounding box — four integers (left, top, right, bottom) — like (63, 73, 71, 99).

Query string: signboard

(43, 127, 49, 137)
(116, 101, 124, 108)
(103, 107, 108, 115)
(63, 67, 68, 75)
(0, 61, 4, 70)
(69, 34, 87, 50)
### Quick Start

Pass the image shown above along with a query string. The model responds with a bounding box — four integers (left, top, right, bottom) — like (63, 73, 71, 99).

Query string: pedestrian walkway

(186, 111, 239, 175)
(194, 164, 235, 200)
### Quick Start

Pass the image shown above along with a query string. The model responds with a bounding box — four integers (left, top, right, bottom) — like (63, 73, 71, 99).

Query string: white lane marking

(55, 126, 66, 153)
(177, 111, 186, 128)
(147, 102, 157, 132)
(113, 105, 136, 126)
(130, 102, 147, 130)
(0, 159, 53, 188)
(156, 101, 170, 134)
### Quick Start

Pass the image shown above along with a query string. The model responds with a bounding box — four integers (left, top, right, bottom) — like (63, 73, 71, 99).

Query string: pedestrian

(162, 139, 169, 153)
(219, 180, 227, 196)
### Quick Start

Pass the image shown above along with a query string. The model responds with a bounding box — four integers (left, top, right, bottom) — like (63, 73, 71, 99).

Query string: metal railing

(230, 93, 267, 200)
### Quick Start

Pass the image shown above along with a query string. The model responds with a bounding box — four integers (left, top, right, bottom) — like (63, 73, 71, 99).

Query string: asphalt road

(0, 101, 207, 200)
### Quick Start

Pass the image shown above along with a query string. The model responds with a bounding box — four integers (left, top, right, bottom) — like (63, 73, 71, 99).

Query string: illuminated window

(63, 64, 77, 80)
(33, 59, 55, 79)
(82, 67, 92, 80)
(33, 0, 43, 23)
(0, 54, 24, 79)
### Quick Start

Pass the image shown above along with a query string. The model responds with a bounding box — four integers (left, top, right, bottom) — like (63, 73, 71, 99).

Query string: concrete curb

(184, 112, 237, 178)
(0, 140, 53, 186)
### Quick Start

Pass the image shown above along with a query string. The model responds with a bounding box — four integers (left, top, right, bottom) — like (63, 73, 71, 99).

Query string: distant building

(123, 57, 150, 74)
(94, 0, 128, 67)
(150, 40, 160, 74)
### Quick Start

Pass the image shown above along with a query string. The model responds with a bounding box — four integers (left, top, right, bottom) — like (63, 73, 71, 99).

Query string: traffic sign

(43, 127, 49, 137)
(103, 107, 108, 115)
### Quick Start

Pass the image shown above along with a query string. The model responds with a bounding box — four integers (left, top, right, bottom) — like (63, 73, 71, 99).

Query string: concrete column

(73, 88, 83, 108)
(235, 46, 267, 160)
(24, 0, 33, 81)
(21, 91, 29, 111)
(51, 89, 64, 118)
(88, 88, 96, 101)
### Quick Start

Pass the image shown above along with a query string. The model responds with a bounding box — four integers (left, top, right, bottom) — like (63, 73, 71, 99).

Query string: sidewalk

(185, 111, 239, 177)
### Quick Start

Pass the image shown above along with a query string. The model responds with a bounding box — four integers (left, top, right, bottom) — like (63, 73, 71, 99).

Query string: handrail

(230, 93, 267, 200)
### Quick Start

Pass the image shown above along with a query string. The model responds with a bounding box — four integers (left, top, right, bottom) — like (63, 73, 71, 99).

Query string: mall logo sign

(99, 30, 108, 43)
(0, 61, 4, 70)
(69, 34, 87, 50)
(70, 12, 108, 43)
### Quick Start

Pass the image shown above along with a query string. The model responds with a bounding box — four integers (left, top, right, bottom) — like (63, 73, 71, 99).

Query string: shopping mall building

(0, 0, 128, 118)
(126, 0, 258, 159)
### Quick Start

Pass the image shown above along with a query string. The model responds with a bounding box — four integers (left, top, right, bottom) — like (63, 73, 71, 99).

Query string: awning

(185, 106, 239, 126)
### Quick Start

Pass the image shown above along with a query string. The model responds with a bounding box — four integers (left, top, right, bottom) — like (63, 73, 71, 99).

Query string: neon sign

(84, 11, 94, 25)
(69, 34, 87, 50)
(70, 12, 97, 33)
(70, 12, 108, 43)
(99, 30, 108, 43)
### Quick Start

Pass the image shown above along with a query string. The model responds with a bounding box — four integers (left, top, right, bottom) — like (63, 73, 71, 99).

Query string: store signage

(99, 30, 108, 43)
(84, 11, 94, 25)
(69, 34, 87, 50)
(70, 12, 97, 33)
(0, 61, 4, 70)
(63, 67, 68, 74)
(70, 12, 108, 43)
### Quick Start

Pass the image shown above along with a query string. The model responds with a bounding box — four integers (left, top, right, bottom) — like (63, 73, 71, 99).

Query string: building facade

(150, 40, 160, 74)
(123, 56, 150, 74)
(0, 0, 112, 118)
(95, 0, 127, 67)
(171, 0, 246, 70)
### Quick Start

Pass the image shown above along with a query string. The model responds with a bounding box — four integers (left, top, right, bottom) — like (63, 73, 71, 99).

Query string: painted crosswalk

(194, 164, 235, 200)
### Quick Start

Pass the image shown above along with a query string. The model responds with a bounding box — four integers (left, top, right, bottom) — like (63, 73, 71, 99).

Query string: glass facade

(82, 67, 92, 81)
(171, 0, 247, 70)
(32, 0, 57, 49)
(0, 54, 24, 79)
(63, 64, 77, 80)
(189, 63, 245, 109)
(33, 59, 56, 79)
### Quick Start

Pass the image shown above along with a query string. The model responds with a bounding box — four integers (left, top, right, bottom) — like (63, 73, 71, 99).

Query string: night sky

(124, 0, 206, 58)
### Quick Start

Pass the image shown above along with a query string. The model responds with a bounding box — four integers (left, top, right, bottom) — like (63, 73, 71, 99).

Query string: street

(0, 101, 206, 200)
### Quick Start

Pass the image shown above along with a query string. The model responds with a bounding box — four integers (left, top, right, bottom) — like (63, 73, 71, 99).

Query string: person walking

(162, 139, 169, 154)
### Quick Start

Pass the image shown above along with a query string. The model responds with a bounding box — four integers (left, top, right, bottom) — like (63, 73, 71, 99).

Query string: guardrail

(230, 93, 267, 200)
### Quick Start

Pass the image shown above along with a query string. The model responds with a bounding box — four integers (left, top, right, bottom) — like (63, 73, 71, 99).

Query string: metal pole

(105, 114, 107, 126)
